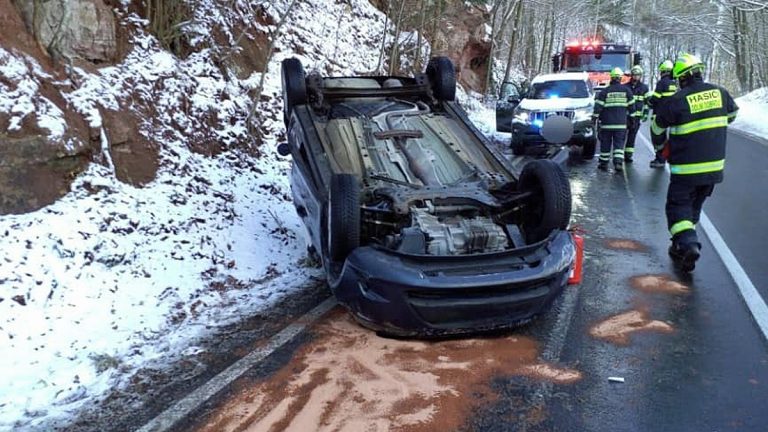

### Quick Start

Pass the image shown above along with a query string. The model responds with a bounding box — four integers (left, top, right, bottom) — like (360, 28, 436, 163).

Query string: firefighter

(592, 67, 637, 172)
(652, 53, 738, 272)
(624, 65, 649, 163)
(647, 60, 678, 168)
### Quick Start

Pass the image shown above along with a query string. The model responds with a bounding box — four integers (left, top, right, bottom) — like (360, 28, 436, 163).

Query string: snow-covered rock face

(13, 0, 118, 63)
(0, 0, 410, 430)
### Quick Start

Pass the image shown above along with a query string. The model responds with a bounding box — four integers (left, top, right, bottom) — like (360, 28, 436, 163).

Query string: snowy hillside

(732, 87, 768, 139)
(0, 0, 402, 429)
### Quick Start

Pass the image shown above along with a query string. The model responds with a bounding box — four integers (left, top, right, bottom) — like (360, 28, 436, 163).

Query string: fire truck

(552, 40, 643, 88)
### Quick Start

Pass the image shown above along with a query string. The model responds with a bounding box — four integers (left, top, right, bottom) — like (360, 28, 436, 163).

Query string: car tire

(426, 56, 456, 101)
(511, 139, 526, 156)
(518, 159, 571, 243)
(281, 58, 307, 126)
(328, 173, 361, 262)
(581, 137, 596, 160)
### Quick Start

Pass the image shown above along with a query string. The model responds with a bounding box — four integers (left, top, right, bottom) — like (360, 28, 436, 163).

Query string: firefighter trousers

(625, 122, 640, 158)
(665, 181, 715, 245)
(598, 129, 626, 164)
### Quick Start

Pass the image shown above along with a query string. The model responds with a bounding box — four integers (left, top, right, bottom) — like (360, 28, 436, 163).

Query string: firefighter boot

(597, 161, 609, 171)
(613, 158, 624, 172)
(650, 158, 665, 168)
(668, 241, 701, 272)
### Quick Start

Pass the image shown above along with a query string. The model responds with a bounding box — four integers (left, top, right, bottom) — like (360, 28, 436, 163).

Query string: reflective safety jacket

(627, 80, 649, 120)
(646, 75, 678, 109)
(653, 78, 739, 185)
(592, 83, 636, 129)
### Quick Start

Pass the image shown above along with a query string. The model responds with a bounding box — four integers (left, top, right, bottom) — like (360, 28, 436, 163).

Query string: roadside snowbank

(731, 87, 768, 140)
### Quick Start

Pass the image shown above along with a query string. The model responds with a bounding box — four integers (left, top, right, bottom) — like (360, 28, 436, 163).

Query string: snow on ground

(731, 87, 768, 140)
(0, 0, 397, 429)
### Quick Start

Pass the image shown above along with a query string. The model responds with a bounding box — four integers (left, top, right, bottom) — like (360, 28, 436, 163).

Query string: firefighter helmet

(673, 52, 705, 79)
(631, 65, 643, 75)
(609, 67, 623, 79)
(658, 60, 673, 73)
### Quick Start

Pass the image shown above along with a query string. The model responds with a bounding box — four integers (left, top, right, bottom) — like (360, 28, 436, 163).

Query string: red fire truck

(552, 40, 643, 88)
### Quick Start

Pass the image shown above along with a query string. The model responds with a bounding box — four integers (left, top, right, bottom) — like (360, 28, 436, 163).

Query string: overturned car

(279, 56, 575, 337)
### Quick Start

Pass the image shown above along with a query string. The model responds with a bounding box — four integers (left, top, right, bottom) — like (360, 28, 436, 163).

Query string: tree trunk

(388, 0, 407, 75)
(502, 0, 523, 83)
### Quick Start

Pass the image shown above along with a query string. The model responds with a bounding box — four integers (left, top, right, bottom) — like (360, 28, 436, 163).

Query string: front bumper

(512, 118, 594, 146)
(332, 230, 575, 337)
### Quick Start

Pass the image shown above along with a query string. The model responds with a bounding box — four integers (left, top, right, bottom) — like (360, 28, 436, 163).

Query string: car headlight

(573, 108, 592, 122)
(513, 109, 531, 124)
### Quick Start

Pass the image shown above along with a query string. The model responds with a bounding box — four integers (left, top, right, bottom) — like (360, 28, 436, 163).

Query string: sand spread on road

(604, 238, 648, 252)
(195, 309, 581, 432)
(630, 274, 690, 295)
(589, 310, 674, 346)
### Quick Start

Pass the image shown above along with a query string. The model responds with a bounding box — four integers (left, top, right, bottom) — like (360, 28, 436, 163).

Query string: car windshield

(529, 80, 589, 99)
(563, 53, 631, 72)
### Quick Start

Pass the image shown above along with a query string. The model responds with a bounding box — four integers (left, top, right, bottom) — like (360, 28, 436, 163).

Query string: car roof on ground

(531, 72, 589, 83)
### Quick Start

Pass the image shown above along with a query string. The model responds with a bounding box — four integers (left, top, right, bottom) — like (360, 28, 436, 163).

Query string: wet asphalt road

(495, 127, 768, 432)
(179, 127, 768, 432)
(704, 130, 768, 298)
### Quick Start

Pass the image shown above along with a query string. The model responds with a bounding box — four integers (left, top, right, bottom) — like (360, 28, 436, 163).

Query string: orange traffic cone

(568, 232, 584, 285)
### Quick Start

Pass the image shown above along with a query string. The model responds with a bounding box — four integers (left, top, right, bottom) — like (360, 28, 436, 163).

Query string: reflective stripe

(601, 124, 627, 130)
(595, 99, 605, 105)
(604, 103, 629, 107)
(669, 159, 725, 175)
(669, 116, 728, 135)
(728, 110, 738, 120)
(651, 119, 666, 135)
(652, 91, 662, 98)
(599, 152, 611, 161)
(670, 220, 695, 236)
(661, 91, 676, 96)
(613, 149, 624, 156)
(625, 147, 635, 153)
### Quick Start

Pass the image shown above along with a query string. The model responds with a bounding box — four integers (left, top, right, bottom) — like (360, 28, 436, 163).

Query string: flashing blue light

(532, 119, 544, 128)
(549, 94, 560, 99)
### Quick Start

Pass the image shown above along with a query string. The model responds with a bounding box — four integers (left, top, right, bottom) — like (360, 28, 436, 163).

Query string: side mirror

(277, 142, 291, 157)
(634, 53, 643, 65)
(507, 96, 520, 104)
(551, 54, 560, 72)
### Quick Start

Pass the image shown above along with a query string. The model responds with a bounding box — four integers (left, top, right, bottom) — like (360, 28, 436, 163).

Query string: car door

(496, 82, 522, 133)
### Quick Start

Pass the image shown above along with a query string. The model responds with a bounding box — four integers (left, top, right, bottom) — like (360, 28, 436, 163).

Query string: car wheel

(581, 137, 596, 160)
(518, 159, 571, 243)
(426, 56, 456, 101)
(281, 58, 307, 127)
(328, 173, 361, 262)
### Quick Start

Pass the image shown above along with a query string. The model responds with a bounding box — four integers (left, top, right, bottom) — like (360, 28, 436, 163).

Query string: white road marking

(136, 297, 337, 432)
(639, 133, 768, 340)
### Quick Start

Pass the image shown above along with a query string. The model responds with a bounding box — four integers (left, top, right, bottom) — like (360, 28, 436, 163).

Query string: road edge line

(699, 214, 768, 339)
(639, 132, 768, 340)
(136, 297, 338, 432)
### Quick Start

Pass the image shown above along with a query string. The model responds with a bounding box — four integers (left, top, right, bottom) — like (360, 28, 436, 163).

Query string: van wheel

(518, 160, 571, 243)
(581, 137, 596, 160)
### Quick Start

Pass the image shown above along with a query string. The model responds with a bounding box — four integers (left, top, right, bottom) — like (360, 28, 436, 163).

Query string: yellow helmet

(673, 52, 705, 79)
(658, 60, 674, 73)
(609, 67, 623, 79)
